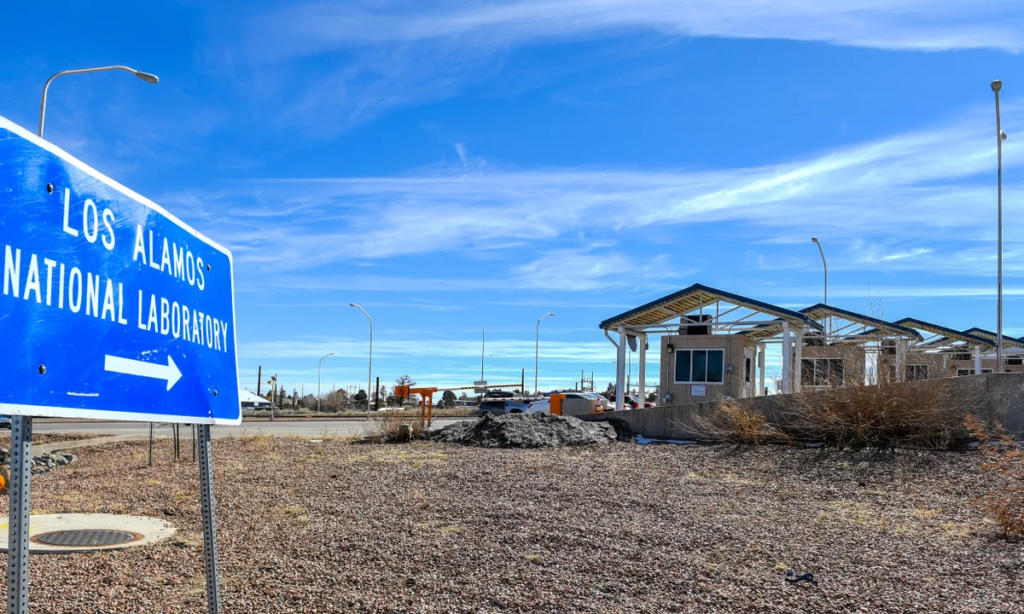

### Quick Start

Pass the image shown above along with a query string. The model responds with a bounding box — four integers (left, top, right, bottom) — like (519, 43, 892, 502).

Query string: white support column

(615, 327, 626, 412)
(781, 322, 792, 394)
(637, 334, 646, 409)
(793, 329, 804, 393)
(895, 338, 907, 382)
(758, 343, 766, 396)
(974, 344, 983, 375)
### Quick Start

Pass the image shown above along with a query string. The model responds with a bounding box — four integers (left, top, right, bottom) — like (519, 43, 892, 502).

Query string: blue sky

(2, 1, 1022, 397)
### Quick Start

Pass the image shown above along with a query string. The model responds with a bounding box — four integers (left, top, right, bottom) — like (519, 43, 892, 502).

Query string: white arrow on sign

(104, 354, 182, 391)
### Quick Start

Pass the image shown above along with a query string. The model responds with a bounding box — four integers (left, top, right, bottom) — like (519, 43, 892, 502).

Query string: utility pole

(992, 80, 1006, 371)
(257, 366, 262, 397)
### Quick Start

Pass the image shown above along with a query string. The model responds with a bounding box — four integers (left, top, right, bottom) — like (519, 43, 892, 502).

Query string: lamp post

(811, 237, 828, 336)
(317, 353, 334, 413)
(992, 80, 1007, 371)
(535, 313, 555, 393)
(350, 304, 373, 418)
(39, 66, 159, 137)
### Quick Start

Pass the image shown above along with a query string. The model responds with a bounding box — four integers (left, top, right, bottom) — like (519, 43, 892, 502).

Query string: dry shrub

(783, 378, 976, 449)
(366, 413, 424, 443)
(965, 414, 1024, 537)
(696, 398, 787, 445)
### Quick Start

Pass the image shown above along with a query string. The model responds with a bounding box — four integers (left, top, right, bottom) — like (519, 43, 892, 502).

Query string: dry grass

(366, 413, 425, 443)
(695, 398, 789, 445)
(781, 378, 978, 450)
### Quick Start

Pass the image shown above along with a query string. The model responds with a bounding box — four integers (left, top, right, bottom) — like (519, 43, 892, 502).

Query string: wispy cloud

(250, 1, 1023, 56)
(162, 107, 1023, 287)
(235, 1, 1024, 130)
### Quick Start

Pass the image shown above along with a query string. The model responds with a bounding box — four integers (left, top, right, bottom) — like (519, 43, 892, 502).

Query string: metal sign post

(7, 416, 32, 614)
(197, 425, 222, 614)
(0, 114, 240, 613)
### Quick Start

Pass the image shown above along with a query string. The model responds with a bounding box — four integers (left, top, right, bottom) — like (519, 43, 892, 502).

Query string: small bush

(965, 414, 1024, 537)
(782, 378, 975, 449)
(696, 399, 787, 444)
(367, 413, 424, 443)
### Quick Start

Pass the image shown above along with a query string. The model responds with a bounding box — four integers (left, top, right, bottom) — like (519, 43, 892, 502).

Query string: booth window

(744, 357, 752, 383)
(958, 368, 993, 377)
(675, 349, 725, 384)
(801, 358, 844, 387)
(905, 364, 929, 381)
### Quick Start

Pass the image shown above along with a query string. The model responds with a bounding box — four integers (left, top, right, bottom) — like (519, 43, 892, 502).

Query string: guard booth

(868, 318, 995, 380)
(960, 328, 1024, 374)
(599, 283, 821, 410)
(795, 304, 922, 386)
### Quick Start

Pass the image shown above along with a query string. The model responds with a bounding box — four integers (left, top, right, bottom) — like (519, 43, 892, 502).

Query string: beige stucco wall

(797, 345, 867, 387)
(659, 334, 759, 403)
(878, 352, 948, 380)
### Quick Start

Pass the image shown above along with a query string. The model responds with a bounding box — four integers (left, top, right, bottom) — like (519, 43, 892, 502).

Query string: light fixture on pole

(992, 79, 1007, 371)
(350, 304, 373, 418)
(39, 66, 159, 137)
(811, 237, 828, 336)
(535, 313, 555, 393)
(317, 352, 334, 413)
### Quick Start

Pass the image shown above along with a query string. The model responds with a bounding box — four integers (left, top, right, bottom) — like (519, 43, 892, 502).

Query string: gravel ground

(1, 437, 1021, 613)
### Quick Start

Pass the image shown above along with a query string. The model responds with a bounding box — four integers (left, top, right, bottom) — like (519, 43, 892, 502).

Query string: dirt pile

(430, 412, 618, 448)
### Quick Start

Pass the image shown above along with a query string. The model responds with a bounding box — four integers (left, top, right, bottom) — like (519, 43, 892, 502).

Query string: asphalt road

(32, 418, 471, 439)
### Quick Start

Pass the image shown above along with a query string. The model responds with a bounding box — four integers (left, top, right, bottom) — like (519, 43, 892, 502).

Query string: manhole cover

(32, 529, 140, 548)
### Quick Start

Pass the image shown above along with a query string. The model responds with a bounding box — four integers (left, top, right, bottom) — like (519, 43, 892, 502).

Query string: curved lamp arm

(40, 66, 159, 137)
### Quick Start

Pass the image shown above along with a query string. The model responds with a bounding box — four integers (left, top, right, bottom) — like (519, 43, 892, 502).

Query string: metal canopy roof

(800, 304, 923, 342)
(894, 318, 993, 348)
(598, 283, 820, 333)
(962, 328, 1024, 350)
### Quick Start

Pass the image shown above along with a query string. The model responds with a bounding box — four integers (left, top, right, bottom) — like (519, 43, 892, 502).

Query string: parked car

(524, 400, 550, 414)
(475, 398, 532, 415)
(476, 400, 511, 415)
(621, 396, 654, 410)
(0, 415, 10, 429)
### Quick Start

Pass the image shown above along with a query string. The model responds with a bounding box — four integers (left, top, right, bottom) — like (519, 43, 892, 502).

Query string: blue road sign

(0, 115, 239, 424)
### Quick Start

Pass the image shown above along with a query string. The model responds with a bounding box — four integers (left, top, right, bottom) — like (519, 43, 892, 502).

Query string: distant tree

(646, 392, 656, 403)
(394, 375, 416, 404)
(323, 389, 350, 413)
(441, 390, 458, 408)
(354, 389, 368, 402)
(458, 392, 469, 400)
(386, 393, 399, 407)
(602, 383, 616, 400)
(375, 386, 388, 403)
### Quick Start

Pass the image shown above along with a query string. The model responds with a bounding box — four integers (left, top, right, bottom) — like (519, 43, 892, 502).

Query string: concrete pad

(0, 513, 176, 554)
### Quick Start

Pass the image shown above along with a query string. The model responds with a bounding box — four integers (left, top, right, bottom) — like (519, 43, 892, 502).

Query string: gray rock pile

(430, 412, 618, 448)
(0, 448, 77, 474)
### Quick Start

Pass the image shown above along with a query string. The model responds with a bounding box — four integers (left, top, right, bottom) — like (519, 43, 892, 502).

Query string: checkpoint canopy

(0, 115, 240, 424)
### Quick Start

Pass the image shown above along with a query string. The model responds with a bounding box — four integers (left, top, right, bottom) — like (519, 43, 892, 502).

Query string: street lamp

(811, 237, 828, 336)
(39, 66, 159, 137)
(350, 304, 373, 418)
(317, 353, 334, 413)
(535, 313, 555, 393)
(992, 80, 1007, 371)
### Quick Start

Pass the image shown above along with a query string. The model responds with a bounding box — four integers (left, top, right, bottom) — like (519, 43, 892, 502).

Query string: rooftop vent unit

(678, 314, 712, 336)
(804, 333, 826, 347)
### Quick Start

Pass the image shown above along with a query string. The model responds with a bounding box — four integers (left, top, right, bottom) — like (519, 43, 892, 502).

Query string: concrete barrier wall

(580, 373, 1024, 441)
